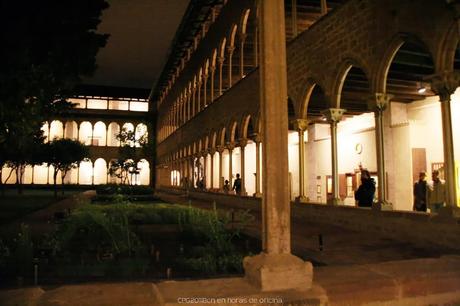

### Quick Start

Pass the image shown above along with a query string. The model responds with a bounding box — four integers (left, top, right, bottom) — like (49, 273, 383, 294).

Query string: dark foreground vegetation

(0, 195, 258, 288)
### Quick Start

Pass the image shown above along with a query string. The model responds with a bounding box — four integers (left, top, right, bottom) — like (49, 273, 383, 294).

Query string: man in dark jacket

(413, 171, 427, 212)
(232, 173, 242, 195)
(354, 170, 376, 207)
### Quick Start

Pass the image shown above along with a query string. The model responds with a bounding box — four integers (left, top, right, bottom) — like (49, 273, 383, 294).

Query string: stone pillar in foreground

(243, 0, 313, 292)
(293, 119, 308, 202)
(368, 93, 393, 210)
(322, 108, 345, 206)
(254, 138, 262, 198)
(431, 72, 460, 211)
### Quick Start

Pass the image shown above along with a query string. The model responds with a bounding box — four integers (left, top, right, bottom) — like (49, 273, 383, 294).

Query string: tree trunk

(54, 169, 58, 198)
(18, 165, 24, 195)
(16, 167, 23, 195)
(61, 171, 67, 195)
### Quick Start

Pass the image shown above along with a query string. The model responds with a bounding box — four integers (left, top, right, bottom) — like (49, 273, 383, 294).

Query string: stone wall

(159, 187, 460, 250)
(287, 0, 456, 109)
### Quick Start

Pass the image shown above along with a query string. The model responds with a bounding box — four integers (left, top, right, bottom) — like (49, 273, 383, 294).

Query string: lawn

(0, 189, 78, 225)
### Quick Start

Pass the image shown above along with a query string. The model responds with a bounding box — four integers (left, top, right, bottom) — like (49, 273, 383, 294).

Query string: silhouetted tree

(109, 127, 149, 185)
(0, 0, 109, 193)
(44, 139, 89, 197)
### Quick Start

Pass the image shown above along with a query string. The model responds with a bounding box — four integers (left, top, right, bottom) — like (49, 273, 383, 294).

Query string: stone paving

(156, 192, 459, 267)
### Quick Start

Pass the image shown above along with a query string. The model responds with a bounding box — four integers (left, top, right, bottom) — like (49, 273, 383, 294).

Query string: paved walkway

(156, 191, 459, 267)
(1, 255, 460, 305)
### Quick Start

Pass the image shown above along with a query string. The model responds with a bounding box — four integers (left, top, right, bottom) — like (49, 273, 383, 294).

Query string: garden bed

(0, 202, 259, 288)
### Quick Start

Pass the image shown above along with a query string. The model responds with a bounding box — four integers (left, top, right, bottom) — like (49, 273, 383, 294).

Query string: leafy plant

(53, 206, 141, 259)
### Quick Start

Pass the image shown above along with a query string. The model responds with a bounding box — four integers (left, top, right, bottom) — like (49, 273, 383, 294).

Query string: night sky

(83, 0, 189, 90)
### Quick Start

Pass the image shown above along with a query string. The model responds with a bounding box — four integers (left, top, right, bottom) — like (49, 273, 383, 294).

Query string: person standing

(354, 169, 376, 207)
(413, 171, 427, 212)
(232, 173, 242, 195)
(223, 179, 230, 194)
(427, 170, 447, 213)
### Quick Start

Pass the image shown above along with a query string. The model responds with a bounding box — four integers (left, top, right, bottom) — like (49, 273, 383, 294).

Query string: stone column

(243, 0, 312, 292)
(321, 0, 327, 15)
(368, 93, 393, 210)
(91, 164, 95, 185)
(191, 156, 196, 189)
(179, 96, 183, 126)
(197, 79, 202, 113)
(322, 108, 345, 205)
(253, 19, 258, 67)
(105, 125, 109, 146)
(253, 135, 262, 197)
(239, 139, 248, 195)
(210, 149, 215, 189)
(192, 86, 197, 117)
(91, 124, 95, 146)
(227, 143, 235, 188)
(210, 66, 216, 103)
(185, 158, 189, 186)
(217, 146, 224, 190)
(431, 72, 460, 210)
(239, 34, 247, 78)
(201, 153, 206, 189)
(291, 0, 298, 38)
(227, 46, 235, 88)
(218, 57, 224, 96)
(293, 119, 308, 202)
(203, 73, 208, 108)
(187, 89, 191, 120)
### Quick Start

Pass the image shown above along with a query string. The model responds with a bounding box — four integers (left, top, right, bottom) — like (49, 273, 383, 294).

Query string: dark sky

(83, 0, 189, 90)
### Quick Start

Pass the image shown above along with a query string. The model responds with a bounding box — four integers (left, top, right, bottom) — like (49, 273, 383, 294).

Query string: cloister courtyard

(2, 0, 460, 305)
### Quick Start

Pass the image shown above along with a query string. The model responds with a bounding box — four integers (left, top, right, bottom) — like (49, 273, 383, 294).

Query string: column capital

(428, 71, 460, 102)
(292, 118, 309, 132)
(239, 33, 247, 43)
(239, 138, 248, 148)
(209, 148, 217, 155)
(250, 133, 262, 143)
(216, 145, 225, 153)
(227, 46, 235, 54)
(321, 108, 346, 123)
(218, 56, 225, 65)
(367, 93, 394, 111)
(226, 142, 236, 151)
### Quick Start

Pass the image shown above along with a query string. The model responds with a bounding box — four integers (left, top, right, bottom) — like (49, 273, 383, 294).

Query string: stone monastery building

(153, 0, 460, 213)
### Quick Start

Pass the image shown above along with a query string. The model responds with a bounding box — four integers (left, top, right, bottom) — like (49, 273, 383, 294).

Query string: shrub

(53, 206, 142, 259)
(95, 185, 154, 196)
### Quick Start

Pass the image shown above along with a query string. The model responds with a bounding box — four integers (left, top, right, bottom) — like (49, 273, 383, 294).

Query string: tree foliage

(45, 139, 89, 197)
(0, 0, 108, 193)
(109, 126, 150, 185)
